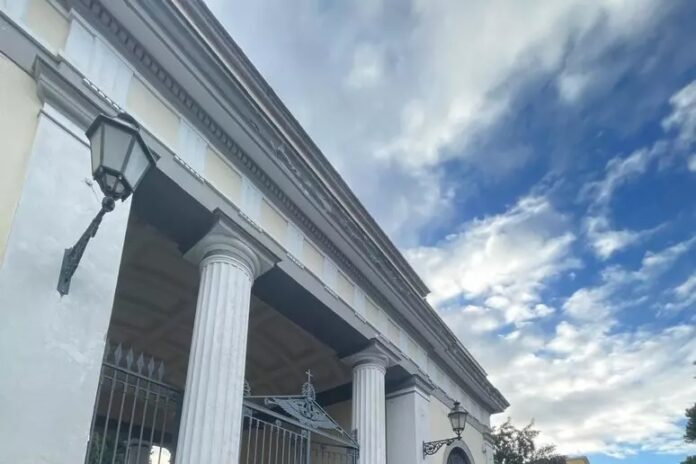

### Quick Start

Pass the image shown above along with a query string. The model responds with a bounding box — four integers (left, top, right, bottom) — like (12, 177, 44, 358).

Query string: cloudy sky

(206, 1, 696, 462)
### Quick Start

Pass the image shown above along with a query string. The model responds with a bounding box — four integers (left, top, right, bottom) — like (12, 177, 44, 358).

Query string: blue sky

(207, 0, 696, 461)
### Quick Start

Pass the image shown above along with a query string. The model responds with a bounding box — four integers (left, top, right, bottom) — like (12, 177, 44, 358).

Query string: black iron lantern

(86, 113, 155, 201)
(423, 401, 470, 457)
(448, 401, 468, 438)
(57, 112, 155, 296)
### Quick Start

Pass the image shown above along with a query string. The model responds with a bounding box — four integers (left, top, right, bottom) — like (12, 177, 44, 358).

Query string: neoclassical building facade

(0, 1, 508, 464)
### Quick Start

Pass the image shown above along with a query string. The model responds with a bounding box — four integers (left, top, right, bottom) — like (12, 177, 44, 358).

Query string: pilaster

(386, 375, 434, 464)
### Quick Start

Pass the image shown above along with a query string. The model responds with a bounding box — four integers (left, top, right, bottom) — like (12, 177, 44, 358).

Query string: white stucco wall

(0, 110, 131, 464)
(386, 386, 431, 464)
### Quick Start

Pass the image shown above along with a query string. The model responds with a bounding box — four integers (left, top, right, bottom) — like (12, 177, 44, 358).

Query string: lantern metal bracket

(423, 436, 460, 458)
(57, 196, 116, 296)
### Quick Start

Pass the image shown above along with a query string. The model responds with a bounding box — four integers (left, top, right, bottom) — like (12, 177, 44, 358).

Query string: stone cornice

(67, 0, 508, 412)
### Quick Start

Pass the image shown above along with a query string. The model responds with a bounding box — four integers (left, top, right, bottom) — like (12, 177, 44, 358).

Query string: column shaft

(176, 253, 254, 464)
(353, 362, 387, 464)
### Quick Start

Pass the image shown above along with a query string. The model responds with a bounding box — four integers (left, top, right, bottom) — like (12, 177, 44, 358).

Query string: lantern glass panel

(101, 121, 135, 174)
(448, 403, 467, 435)
(121, 140, 150, 191)
(89, 124, 103, 177)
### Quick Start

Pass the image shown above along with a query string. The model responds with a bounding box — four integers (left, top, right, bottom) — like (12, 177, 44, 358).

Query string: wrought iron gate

(242, 377, 359, 464)
(85, 343, 182, 464)
(86, 343, 357, 464)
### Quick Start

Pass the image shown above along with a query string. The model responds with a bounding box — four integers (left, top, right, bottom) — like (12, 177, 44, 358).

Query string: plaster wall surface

(24, 0, 69, 51)
(205, 147, 243, 203)
(0, 112, 131, 464)
(126, 76, 180, 148)
(386, 386, 431, 464)
(0, 52, 40, 266)
(427, 396, 486, 464)
(324, 398, 353, 433)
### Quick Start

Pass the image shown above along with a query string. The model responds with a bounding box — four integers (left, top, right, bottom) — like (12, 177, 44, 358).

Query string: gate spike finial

(125, 348, 134, 369)
(136, 354, 145, 373)
(114, 344, 123, 365)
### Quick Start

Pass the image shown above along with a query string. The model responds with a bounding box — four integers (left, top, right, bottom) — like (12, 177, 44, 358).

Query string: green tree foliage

(686, 404, 696, 443)
(492, 419, 565, 464)
(682, 403, 696, 464)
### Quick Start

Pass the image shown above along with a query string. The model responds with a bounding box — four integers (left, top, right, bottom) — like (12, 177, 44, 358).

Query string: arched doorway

(447, 447, 471, 464)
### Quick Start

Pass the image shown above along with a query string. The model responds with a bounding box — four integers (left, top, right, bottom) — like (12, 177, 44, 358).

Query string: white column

(346, 340, 398, 464)
(175, 221, 272, 464)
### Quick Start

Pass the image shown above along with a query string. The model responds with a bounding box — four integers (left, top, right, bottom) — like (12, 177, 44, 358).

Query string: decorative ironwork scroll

(423, 437, 458, 457)
(245, 370, 359, 452)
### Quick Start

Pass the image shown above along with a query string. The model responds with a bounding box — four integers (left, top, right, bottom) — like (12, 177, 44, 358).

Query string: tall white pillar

(175, 220, 273, 464)
(345, 340, 398, 464)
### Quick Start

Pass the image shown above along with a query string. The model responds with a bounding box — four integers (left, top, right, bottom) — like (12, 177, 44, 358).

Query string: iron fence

(241, 408, 309, 464)
(310, 443, 359, 464)
(84, 343, 182, 464)
(85, 344, 357, 464)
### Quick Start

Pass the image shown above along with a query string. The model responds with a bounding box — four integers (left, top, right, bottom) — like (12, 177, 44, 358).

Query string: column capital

(343, 337, 400, 371)
(185, 212, 277, 279)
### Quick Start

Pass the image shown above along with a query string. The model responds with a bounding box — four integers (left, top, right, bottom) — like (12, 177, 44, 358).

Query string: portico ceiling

(107, 214, 351, 396)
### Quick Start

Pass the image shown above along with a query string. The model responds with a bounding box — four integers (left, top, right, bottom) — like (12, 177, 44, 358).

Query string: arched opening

(446, 447, 472, 464)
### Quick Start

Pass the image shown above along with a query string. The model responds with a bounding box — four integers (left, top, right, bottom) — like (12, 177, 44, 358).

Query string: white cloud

(664, 272, 696, 313)
(663, 80, 696, 146)
(674, 272, 696, 298)
(688, 153, 696, 172)
(444, 297, 696, 456)
(345, 44, 385, 89)
(406, 195, 578, 327)
(579, 80, 696, 260)
(438, 233, 696, 455)
(564, 237, 696, 320)
(639, 237, 696, 279)
(583, 215, 645, 260)
(557, 71, 593, 104)
(580, 143, 668, 259)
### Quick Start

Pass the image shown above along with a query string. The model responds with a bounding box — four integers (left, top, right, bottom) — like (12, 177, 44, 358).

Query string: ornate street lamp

(57, 112, 155, 296)
(423, 401, 469, 457)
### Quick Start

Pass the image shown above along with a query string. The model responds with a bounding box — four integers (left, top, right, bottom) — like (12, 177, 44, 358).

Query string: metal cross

(305, 369, 313, 384)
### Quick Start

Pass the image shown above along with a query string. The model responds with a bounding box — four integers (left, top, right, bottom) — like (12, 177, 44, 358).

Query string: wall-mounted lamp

(423, 401, 469, 457)
(57, 112, 155, 296)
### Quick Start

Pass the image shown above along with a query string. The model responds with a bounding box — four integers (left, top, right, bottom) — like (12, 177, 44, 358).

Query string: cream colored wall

(260, 199, 288, 244)
(24, 0, 69, 52)
(0, 53, 41, 266)
(324, 399, 352, 433)
(205, 147, 242, 203)
(336, 271, 354, 304)
(303, 239, 324, 277)
(126, 77, 180, 148)
(427, 396, 486, 464)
